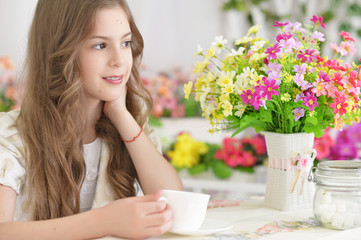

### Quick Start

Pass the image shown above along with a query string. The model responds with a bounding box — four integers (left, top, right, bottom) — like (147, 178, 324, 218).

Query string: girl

(0, 0, 183, 239)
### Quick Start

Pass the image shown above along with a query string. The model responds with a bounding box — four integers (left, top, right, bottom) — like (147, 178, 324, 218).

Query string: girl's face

(78, 6, 133, 103)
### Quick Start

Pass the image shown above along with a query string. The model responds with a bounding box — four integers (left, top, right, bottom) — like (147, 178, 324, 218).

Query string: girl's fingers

(144, 204, 173, 226)
(143, 210, 174, 237)
(135, 190, 163, 203)
(139, 201, 167, 215)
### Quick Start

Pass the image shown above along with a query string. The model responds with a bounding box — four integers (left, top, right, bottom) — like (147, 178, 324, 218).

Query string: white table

(99, 199, 361, 240)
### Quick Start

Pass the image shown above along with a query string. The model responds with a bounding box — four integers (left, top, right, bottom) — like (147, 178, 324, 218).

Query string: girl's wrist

(92, 206, 113, 237)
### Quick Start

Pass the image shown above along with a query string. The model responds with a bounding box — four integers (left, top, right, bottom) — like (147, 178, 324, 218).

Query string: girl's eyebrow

(89, 32, 132, 40)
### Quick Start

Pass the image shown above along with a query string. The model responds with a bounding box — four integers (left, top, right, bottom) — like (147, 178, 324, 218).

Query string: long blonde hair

(16, 0, 151, 220)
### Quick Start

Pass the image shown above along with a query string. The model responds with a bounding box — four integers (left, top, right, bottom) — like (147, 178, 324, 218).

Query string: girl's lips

(102, 75, 123, 84)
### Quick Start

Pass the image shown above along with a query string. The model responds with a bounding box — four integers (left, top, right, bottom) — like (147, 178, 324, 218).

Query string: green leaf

(148, 116, 163, 127)
(304, 125, 324, 138)
(236, 166, 255, 174)
(259, 108, 273, 123)
(305, 116, 317, 125)
(188, 164, 207, 175)
(212, 161, 232, 179)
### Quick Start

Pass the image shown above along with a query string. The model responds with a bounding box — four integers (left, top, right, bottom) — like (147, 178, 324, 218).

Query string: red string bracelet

(121, 126, 143, 143)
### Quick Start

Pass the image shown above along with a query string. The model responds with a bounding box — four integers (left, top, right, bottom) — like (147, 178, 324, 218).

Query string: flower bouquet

(184, 15, 361, 210)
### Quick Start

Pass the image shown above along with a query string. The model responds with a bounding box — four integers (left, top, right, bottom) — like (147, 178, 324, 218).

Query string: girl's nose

(108, 48, 123, 67)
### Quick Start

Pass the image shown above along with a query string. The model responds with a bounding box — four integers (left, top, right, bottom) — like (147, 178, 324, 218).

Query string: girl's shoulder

(0, 109, 24, 153)
(0, 109, 20, 135)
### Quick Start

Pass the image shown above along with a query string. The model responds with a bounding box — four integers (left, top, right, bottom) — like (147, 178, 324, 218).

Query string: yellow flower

(167, 133, 208, 168)
(235, 36, 253, 45)
(247, 25, 261, 35)
(184, 81, 193, 99)
(219, 93, 230, 103)
(205, 46, 216, 59)
(193, 58, 209, 74)
(195, 74, 206, 90)
(222, 100, 233, 117)
(221, 84, 234, 94)
(280, 93, 291, 102)
(217, 72, 233, 87)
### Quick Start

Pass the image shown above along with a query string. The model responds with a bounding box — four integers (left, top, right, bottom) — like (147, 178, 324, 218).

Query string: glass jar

(309, 160, 361, 230)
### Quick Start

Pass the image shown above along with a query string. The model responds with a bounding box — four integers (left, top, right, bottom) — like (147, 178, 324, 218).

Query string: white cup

(160, 190, 210, 231)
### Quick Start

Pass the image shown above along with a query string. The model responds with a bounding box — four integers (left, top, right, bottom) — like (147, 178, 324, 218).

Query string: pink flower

(314, 132, 335, 160)
(239, 151, 257, 167)
(297, 49, 317, 63)
(340, 31, 355, 42)
(261, 79, 279, 100)
(265, 43, 281, 60)
(250, 136, 267, 155)
(273, 21, 289, 27)
(302, 92, 318, 111)
(310, 15, 326, 28)
(329, 93, 348, 115)
(339, 41, 356, 56)
(240, 89, 254, 105)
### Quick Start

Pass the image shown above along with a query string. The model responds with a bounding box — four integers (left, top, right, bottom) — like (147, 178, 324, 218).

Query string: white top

(80, 138, 102, 212)
(0, 109, 162, 221)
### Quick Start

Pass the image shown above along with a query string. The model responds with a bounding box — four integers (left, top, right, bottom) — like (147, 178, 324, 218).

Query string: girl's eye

(122, 40, 132, 48)
(93, 43, 107, 50)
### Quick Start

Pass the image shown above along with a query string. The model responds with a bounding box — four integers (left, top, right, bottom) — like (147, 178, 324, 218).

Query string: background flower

(0, 56, 21, 112)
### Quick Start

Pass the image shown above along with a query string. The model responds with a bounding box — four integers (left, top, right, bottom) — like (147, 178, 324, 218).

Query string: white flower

(227, 47, 245, 57)
(250, 40, 266, 52)
(234, 103, 246, 117)
(212, 35, 228, 53)
(195, 44, 203, 55)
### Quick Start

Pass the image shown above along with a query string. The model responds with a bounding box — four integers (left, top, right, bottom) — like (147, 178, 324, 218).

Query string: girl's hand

(101, 191, 173, 239)
(103, 83, 128, 123)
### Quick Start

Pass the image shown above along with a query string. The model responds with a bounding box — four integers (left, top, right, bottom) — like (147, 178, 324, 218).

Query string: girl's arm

(105, 109, 184, 194)
(0, 186, 172, 239)
(104, 84, 183, 194)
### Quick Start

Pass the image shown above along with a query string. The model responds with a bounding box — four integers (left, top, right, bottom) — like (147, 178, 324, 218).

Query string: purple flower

(261, 79, 280, 100)
(294, 93, 304, 103)
(347, 123, 361, 143)
(313, 31, 325, 42)
(285, 22, 306, 34)
(293, 74, 305, 85)
(265, 43, 281, 60)
(240, 89, 253, 105)
(330, 142, 358, 160)
(268, 71, 281, 85)
(301, 82, 313, 91)
(302, 92, 318, 111)
(297, 49, 317, 63)
(293, 107, 305, 121)
(266, 62, 282, 74)
(279, 38, 297, 53)
(293, 64, 307, 75)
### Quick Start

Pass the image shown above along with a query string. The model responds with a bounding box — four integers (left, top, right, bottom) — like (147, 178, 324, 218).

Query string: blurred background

(1, 0, 361, 199)
(2, 0, 361, 74)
